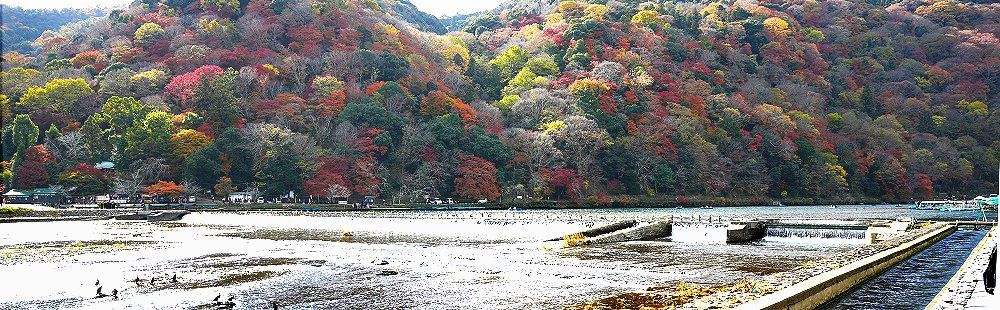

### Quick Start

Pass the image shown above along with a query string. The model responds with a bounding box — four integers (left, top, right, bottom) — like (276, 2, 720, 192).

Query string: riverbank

(1, 210, 856, 309)
(162, 197, 893, 212)
(926, 225, 997, 309)
(0, 209, 140, 223)
(571, 223, 951, 309)
(3, 204, 988, 226)
(827, 229, 989, 309)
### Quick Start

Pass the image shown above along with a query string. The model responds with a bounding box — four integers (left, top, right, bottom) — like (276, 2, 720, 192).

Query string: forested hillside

(0, 5, 107, 54)
(1, 0, 997, 204)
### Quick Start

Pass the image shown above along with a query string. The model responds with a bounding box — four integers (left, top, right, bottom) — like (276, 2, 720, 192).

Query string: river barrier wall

(553, 217, 769, 245)
(0, 209, 141, 223)
(736, 223, 957, 310)
(925, 225, 997, 310)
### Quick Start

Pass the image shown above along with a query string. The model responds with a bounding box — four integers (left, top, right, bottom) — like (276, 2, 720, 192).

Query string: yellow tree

(170, 129, 212, 160)
(631, 10, 663, 27)
(134, 23, 165, 46)
(19, 78, 94, 113)
(763, 17, 791, 38)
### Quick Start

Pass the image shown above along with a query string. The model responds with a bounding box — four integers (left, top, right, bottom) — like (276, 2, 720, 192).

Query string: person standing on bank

(985, 245, 996, 295)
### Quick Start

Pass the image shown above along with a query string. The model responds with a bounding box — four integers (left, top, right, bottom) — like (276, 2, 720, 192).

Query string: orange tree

(145, 180, 185, 202)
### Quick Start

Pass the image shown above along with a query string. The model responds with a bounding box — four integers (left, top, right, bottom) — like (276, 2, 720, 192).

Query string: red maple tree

(454, 153, 499, 200)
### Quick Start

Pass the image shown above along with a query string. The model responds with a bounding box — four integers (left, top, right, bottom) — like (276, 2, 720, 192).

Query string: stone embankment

(0, 209, 137, 222)
(677, 223, 950, 309)
(926, 226, 997, 310)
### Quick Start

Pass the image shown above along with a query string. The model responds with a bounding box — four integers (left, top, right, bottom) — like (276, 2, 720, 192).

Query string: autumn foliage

(145, 181, 185, 199)
(2, 0, 998, 204)
(454, 153, 499, 201)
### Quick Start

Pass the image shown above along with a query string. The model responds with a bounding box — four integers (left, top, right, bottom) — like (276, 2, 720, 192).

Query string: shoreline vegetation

(190, 195, 892, 210)
(0, 197, 899, 221)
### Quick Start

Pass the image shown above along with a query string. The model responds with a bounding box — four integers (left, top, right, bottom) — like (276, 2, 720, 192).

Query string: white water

(2, 206, 972, 309)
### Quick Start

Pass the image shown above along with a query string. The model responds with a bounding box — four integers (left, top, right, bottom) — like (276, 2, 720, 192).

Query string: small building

(228, 192, 254, 203)
(94, 162, 116, 170)
(2, 188, 68, 206)
(94, 162, 116, 177)
(96, 194, 131, 205)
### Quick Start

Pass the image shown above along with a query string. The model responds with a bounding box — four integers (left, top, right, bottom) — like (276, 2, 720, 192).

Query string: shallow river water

(0, 205, 986, 309)
(824, 229, 988, 309)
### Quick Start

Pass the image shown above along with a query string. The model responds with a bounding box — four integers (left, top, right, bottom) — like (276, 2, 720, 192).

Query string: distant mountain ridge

(1, 5, 107, 54)
(378, 0, 447, 33)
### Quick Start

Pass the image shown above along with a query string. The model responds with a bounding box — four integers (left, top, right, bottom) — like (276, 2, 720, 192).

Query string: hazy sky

(0, 0, 497, 16)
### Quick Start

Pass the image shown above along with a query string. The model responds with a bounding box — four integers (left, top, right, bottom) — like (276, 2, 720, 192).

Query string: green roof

(984, 197, 999, 206)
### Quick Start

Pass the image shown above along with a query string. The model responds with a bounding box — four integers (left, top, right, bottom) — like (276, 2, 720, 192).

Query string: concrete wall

(547, 220, 638, 242)
(582, 220, 672, 245)
(737, 224, 957, 310)
(727, 221, 767, 243)
(925, 225, 997, 309)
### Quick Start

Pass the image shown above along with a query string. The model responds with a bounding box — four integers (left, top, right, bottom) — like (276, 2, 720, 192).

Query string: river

(823, 229, 988, 309)
(0, 205, 988, 309)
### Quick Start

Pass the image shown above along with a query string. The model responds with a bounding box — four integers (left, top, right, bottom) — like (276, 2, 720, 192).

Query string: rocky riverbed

(1, 211, 861, 309)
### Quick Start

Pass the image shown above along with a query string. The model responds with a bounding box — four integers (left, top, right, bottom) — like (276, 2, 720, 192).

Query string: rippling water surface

(0, 206, 986, 309)
(823, 229, 987, 309)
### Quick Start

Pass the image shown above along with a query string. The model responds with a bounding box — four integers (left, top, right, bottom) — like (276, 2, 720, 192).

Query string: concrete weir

(546, 220, 638, 242)
(737, 223, 958, 310)
(728, 220, 768, 243)
(554, 218, 768, 246)
(113, 210, 190, 222)
(579, 220, 672, 245)
(865, 218, 916, 243)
